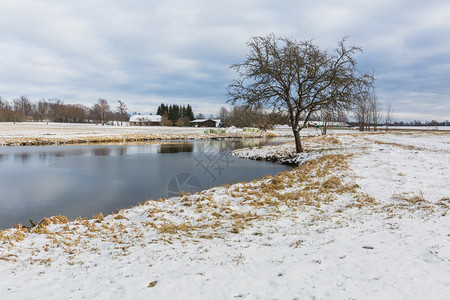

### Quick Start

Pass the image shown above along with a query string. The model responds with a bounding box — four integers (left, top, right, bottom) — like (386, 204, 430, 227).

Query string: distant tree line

(0, 96, 128, 125)
(156, 103, 194, 126)
(227, 34, 374, 152)
(219, 105, 348, 131)
(220, 103, 449, 131)
(347, 119, 449, 127)
(218, 105, 287, 130)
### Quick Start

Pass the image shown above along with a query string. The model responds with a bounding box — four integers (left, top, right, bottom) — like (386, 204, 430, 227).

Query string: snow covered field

(0, 122, 206, 138)
(380, 126, 450, 131)
(0, 122, 278, 145)
(0, 131, 449, 299)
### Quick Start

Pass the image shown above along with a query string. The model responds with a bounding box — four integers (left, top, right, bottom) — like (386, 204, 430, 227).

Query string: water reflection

(159, 143, 194, 153)
(14, 153, 31, 164)
(0, 138, 282, 166)
(0, 137, 292, 229)
(0, 146, 129, 165)
(114, 147, 127, 156)
(93, 147, 112, 156)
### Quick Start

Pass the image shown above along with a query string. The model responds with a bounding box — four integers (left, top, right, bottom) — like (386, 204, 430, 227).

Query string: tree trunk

(293, 129, 303, 153)
(322, 121, 328, 135)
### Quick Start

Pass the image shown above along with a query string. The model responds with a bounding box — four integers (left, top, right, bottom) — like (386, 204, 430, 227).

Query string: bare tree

(33, 99, 50, 122)
(94, 98, 110, 125)
(227, 106, 249, 128)
(320, 107, 335, 135)
(354, 89, 381, 132)
(219, 106, 229, 124)
(337, 110, 348, 124)
(0, 96, 11, 121)
(369, 91, 382, 132)
(12, 96, 33, 121)
(385, 102, 393, 131)
(116, 100, 128, 126)
(160, 114, 173, 126)
(353, 88, 371, 131)
(180, 116, 191, 127)
(226, 105, 286, 130)
(228, 34, 373, 152)
(250, 105, 286, 131)
(47, 99, 63, 122)
(430, 120, 439, 130)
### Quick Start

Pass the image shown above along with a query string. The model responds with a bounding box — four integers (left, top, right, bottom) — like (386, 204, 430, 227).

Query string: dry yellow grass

(93, 213, 105, 223)
(156, 220, 195, 235)
(1, 132, 446, 263)
(0, 131, 276, 146)
(391, 192, 427, 204)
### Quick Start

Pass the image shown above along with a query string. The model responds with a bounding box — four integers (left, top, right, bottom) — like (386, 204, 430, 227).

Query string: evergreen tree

(168, 104, 178, 123)
(157, 103, 169, 116)
(174, 105, 180, 122)
(181, 105, 187, 119)
(186, 104, 194, 120)
(156, 103, 194, 124)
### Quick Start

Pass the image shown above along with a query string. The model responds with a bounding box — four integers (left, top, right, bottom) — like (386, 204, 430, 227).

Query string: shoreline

(0, 122, 284, 146)
(1, 131, 449, 298)
(0, 132, 279, 147)
(1, 130, 448, 230)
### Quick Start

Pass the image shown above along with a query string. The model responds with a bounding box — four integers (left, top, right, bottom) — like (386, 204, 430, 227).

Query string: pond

(0, 138, 292, 229)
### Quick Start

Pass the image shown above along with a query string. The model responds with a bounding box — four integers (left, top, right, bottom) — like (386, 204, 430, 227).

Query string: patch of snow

(1, 131, 449, 299)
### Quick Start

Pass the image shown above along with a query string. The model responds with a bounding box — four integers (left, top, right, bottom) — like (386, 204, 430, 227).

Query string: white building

(129, 114, 162, 126)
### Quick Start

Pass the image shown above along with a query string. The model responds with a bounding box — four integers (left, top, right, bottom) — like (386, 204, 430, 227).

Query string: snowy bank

(231, 135, 345, 165)
(0, 122, 276, 146)
(0, 131, 449, 299)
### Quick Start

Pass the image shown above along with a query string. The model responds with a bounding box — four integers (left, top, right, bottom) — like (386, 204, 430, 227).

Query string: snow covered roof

(274, 122, 349, 129)
(274, 124, 291, 129)
(190, 119, 221, 123)
(306, 121, 349, 127)
(129, 115, 161, 122)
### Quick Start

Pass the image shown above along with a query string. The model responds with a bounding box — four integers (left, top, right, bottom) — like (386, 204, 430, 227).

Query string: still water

(0, 138, 291, 229)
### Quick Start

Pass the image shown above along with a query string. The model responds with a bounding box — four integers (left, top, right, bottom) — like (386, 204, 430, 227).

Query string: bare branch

(228, 35, 374, 152)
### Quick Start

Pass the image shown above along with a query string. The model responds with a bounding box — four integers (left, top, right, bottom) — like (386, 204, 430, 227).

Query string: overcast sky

(1, 0, 449, 121)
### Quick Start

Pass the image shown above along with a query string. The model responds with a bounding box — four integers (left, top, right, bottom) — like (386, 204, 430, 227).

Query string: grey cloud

(0, 0, 449, 119)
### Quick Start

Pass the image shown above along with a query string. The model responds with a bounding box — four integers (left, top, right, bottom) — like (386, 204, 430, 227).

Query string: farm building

(274, 122, 349, 129)
(190, 118, 221, 127)
(129, 114, 162, 126)
(306, 121, 349, 127)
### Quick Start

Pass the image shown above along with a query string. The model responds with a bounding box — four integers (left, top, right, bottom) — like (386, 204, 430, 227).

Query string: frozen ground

(0, 131, 449, 299)
(0, 122, 282, 145)
(378, 126, 450, 131)
(0, 122, 206, 138)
